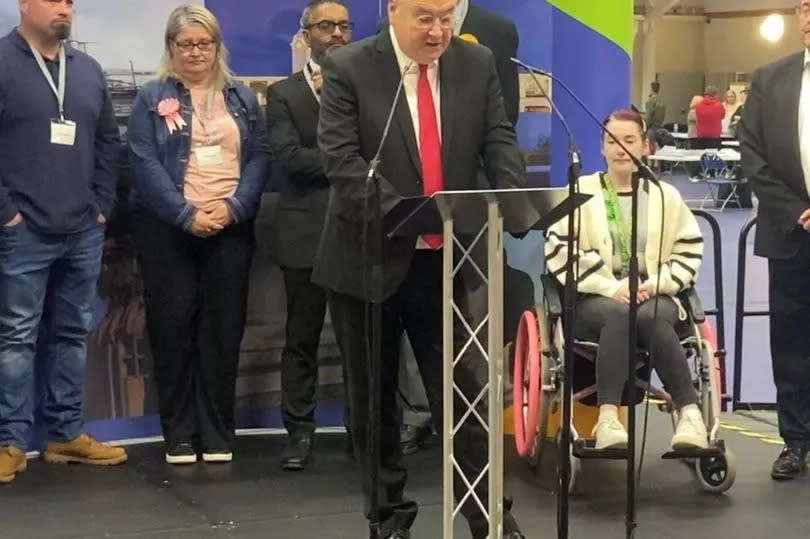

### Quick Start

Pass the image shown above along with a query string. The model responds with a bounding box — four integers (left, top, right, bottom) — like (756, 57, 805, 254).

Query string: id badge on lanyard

(31, 44, 75, 146)
(193, 88, 224, 167)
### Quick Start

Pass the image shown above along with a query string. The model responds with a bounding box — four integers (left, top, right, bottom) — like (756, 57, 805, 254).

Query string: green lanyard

(602, 174, 630, 272)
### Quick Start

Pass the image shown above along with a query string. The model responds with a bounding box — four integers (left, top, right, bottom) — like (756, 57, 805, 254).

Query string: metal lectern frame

(441, 199, 505, 539)
(386, 188, 589, 539)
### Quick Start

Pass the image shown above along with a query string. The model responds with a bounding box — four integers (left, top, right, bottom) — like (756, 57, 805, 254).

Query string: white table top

(722, 140, 740, 147)
(648, 147, 741, 163)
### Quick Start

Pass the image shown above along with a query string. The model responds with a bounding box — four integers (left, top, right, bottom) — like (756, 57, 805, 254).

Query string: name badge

(50, 119, 76, 146)
(195, 145, 224, 167)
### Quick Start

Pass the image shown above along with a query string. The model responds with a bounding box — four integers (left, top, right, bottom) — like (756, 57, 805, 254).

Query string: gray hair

(300, 0, 349, 28)
(157, 5, 233, 91)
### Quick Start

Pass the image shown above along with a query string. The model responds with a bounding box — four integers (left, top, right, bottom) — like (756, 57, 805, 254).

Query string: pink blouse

(183, 88, 241, 212)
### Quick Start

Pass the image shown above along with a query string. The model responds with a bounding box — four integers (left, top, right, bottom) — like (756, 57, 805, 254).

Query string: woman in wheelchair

(545, 109, 708, 451)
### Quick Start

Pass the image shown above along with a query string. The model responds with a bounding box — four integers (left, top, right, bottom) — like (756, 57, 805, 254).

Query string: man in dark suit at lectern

(398, 0, 521, 457)
(266, 0, 353, 471)
(314, 0, 527, 537)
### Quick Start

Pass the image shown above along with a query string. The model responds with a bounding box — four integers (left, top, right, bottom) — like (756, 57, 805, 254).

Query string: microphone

(510, 57, 658, 184)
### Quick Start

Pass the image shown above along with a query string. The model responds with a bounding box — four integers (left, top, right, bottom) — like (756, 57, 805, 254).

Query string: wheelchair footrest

(572, 439, 628, 460)
(661, 440, 726, 460)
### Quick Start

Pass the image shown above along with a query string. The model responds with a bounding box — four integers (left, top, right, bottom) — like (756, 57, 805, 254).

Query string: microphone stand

(512, 58, 660, 539)
(365, 157, 384, 539)
(510, 57, 580, 539)
(364, 62, 412, 539)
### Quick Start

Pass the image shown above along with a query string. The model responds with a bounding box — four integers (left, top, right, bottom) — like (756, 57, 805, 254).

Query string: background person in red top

(695, 85, 725, 143)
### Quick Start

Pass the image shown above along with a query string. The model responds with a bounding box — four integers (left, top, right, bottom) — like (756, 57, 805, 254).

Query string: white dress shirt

(389, 27, 442, 249)
(303, 58, 321, 102)
(389, 26, 442, 149)
(798, 49, 810, 196)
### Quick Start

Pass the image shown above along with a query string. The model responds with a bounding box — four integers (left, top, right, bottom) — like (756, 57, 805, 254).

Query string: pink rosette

(157, 97, 187, 134)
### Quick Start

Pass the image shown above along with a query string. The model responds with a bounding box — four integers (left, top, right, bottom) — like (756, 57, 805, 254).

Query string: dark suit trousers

(280, 267, 327, 436)
(769, 237, 810, 445)
(134, 212, 254, 451)
(329, 250, 517, 538)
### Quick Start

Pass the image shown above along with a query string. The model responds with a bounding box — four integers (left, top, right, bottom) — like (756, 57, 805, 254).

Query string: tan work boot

(43, 433, 128, 465)
(0, 446, 27, 483)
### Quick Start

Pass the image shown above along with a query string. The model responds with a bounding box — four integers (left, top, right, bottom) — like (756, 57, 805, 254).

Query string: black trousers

(280, 267, 328, 437)
(574, 294, 697, 409)
(328, 251, 518, 539)
(769, 238, 810, 445)
(134, 212, 254, 451)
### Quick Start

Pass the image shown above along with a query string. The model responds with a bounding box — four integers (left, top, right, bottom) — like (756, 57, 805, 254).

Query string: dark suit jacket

(265, 72, 330, 269)
(376, 6, 520, 127)
(460, 4, 520, 127)
(741, 52, 810, 259)
(313, 30, 526, 300)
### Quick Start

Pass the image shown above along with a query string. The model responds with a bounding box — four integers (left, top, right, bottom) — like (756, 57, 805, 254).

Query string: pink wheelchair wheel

(513, 309, 541, 457)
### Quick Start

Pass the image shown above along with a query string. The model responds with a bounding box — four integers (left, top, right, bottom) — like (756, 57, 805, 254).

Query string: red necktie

(417, 64, 444, 249)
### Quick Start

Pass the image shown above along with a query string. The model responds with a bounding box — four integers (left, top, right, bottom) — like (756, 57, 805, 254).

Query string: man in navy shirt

(0, 0, 127, 483)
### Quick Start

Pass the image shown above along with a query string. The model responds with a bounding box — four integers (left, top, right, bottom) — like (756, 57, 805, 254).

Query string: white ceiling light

(760, 14, 785, 43)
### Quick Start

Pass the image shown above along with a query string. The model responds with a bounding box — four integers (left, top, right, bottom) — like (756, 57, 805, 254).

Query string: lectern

(385, 187, 590, 539)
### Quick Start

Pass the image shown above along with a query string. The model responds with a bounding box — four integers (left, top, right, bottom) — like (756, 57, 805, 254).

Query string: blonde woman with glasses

(127, 5, 269, 465)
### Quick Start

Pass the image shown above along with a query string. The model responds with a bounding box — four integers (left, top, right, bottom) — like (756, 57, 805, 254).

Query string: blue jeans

(0, 220, 104, 450)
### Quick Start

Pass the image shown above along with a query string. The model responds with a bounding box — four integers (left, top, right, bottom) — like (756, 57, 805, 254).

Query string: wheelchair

(511, 274, 736, 495)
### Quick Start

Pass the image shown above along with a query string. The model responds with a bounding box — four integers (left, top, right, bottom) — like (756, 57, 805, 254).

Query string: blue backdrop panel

(550, 8, 632, 183)
(60, 0, 630, 441)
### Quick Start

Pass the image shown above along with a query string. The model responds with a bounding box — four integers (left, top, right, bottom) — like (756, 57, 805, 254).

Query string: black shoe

(281, 434, 313, 471)
(386, 530, 410, 539)
(165, 442, 197, 465)
(401, 424, 433, 456)
(771, 444, 808, 480)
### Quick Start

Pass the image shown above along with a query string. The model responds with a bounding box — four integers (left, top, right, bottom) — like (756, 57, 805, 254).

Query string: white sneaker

(671, 409, 709, 450)
(165, 443, 197, 465)
(593, 416, 629, 449)
(202, 451, 233, 463)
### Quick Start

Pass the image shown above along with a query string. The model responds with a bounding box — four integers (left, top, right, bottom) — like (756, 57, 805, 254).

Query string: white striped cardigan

(545, 172, 703, 298)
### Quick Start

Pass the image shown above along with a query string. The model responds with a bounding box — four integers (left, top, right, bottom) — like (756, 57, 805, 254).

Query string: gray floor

(0, 412, 803, 539)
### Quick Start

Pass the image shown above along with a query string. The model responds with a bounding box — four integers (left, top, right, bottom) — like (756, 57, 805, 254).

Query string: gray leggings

(573, 294, 698, 409)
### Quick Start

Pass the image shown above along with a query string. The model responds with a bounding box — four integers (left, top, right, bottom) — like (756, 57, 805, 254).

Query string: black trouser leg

(769, 242, 810, 445)
(196, 221, 255, 452)
(327, 291, 417, 535)
(134, 213, 199, 448)
(280, 268, 327, 437)
(574, 295, 632, 406)
(637, 297, 696, 409)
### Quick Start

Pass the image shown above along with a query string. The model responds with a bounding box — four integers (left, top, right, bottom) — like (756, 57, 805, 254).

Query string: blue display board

(0, 1, 632, 442)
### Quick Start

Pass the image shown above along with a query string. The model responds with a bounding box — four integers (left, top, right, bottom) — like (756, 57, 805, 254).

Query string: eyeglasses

(306, 20, 354, 33)
(413, 14, 454, 31)
(174, 39, 216, 53)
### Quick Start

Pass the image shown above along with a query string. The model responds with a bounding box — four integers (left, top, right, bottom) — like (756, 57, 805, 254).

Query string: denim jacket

(127, 77, 270, 229)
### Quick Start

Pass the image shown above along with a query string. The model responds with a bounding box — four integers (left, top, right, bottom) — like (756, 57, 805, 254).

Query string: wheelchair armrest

(678, 288, 705, 323)
(540, 274, 563, 317)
